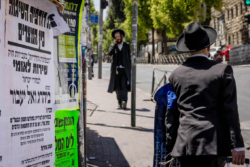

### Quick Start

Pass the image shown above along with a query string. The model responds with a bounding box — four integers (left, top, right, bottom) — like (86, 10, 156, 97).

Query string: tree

(105, 0, 126, 29)
(90, 0, 99, 52)
(122, 0, 155, 57)
(150, 0, 224, 39)
(122, 0, 153, 41)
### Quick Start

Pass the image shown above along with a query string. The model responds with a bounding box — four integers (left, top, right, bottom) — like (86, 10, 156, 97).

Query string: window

(236, 33, 238, 44)
(231, 8, 234, 19)
(241, 3, 243, 15)
(228, 10, 230, 20)
(236, 5, 238, 17)
(239, 32, 241, 43)
(228, 36, 231, 45)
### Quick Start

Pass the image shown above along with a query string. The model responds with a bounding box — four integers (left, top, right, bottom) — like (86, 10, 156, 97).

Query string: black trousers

(115, 68, 128, 104)
(178, 156, 226, 167)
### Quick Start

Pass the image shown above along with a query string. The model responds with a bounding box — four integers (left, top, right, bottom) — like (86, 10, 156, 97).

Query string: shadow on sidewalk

(86, 127, 130, 167)
(94, 109, 153, 119)
(125, 108, 151, 112)
(87, 123, 153, 133)
(109, 111, 154, 119)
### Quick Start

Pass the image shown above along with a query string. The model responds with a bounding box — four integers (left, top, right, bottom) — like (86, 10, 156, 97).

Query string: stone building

(211, 0, 250, 47)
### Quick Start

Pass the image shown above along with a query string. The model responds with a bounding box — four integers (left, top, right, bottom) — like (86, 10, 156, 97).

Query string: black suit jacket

(107, 42, 131, 93)
(167, 56, 244, 157)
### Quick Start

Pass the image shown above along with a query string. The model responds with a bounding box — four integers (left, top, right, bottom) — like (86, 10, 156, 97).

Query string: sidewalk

(85, 77, 250, 167)
(86, 77, 155, 167)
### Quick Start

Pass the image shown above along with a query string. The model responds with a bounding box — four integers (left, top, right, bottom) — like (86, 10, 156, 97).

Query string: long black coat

(107, 42, 131, 93)
(168, 56, 244, 157)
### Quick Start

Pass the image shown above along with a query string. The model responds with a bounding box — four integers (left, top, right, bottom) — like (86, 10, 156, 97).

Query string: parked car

(218, 45, 234, 61)
(209, 47, 220, 59)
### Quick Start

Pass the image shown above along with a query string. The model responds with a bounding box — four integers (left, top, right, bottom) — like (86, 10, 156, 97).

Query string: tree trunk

(203, 6, 212, 26)
(163, 27, 167, 55)
(152, 28, 155, 64)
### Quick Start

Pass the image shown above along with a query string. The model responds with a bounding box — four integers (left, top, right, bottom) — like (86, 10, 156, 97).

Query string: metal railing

(137, 54, 189, 65)
(150, 68, 172, 102)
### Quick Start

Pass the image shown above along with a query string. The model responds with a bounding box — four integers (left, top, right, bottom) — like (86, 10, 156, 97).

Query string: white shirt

(191, 54, 245, 152)
(117, 42, 124, 68)
(191, 54, 209, 59)
(118, 42, 123, 51)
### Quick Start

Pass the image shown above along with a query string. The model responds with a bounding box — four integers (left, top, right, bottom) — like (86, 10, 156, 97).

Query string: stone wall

(211, 0, 250, 47)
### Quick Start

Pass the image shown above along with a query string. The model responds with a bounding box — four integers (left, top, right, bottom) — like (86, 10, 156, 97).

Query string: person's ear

(207, 46, 210, 52)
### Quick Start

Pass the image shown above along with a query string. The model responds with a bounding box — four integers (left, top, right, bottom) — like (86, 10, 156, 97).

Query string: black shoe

(122, 101, 127, 110)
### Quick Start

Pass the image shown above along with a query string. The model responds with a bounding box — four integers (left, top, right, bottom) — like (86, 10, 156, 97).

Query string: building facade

(211, 0, 250, 47)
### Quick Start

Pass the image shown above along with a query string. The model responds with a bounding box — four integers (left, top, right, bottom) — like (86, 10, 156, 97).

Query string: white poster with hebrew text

(0, 0, 61, 166)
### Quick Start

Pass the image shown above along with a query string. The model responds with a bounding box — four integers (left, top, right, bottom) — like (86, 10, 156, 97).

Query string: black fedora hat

(112, 29, 125, 39)
(176, 22, 217, 52)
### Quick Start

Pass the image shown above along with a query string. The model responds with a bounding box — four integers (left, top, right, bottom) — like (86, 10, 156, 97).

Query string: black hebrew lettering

(55, 136, 65, 151)
(8, 50, 14, 57)
(23, 76, 31, 83)
(55, 134, 74, 151)
(9, 0, 29, 21)
(46, 108, 52, 113)
(10, 89, 26, 106)
(66, 133, 74, 149)
(33, 63, 48, 75)
(32, 77, 41, 84)
(54, 117, 74, 129)
(13, 59, 31, 73)
(18, 23, 38, 45)
(30, 6, 48, 27)
(27, 86, 36, 104)
(39, 30, 45, 47)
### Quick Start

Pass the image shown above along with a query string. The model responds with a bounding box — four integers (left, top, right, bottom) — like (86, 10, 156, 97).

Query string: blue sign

(85, 15, 99, 24)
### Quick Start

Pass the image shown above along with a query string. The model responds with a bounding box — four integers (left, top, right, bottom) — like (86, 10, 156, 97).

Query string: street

(93, 63, 250, 122)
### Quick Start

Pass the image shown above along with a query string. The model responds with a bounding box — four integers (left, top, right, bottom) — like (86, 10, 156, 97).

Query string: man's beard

(117, 39, 122, 44)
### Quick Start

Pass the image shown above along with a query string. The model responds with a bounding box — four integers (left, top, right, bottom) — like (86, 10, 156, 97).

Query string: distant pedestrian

(214, 51, 223, 62)
(91, 51, 94, 77)
(148, 52, 151, 64)
(107, 29, 131, 110)
(166, 22, 245, 167)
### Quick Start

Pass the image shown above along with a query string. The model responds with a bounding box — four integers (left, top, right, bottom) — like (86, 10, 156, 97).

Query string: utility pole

(98, 1, 104, 79)
(131, 0, 138, 127)
(88, 0, 92, 80)
(152, 28, 155, 64)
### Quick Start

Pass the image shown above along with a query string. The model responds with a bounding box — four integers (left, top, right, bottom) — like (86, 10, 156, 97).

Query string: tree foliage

(122, 0, 153, 41)
(90, 0, 99, 52)
(101, 0, 224, 54)
(150, 0, 223, 38)
(105, 0, 126, 29)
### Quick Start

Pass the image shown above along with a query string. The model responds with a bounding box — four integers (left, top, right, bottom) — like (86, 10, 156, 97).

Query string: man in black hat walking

(165, 22, 245, 167)
(107, 29, 131, 110)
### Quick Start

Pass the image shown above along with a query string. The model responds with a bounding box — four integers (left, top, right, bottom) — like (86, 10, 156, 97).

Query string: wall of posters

(54, 0, 84, 110)
(0, 0, 83, 166)
(0, 0, 56, 166)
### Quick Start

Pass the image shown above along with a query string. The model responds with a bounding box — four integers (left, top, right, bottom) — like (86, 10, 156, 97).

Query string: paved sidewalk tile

(86, 77, 155, 167)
